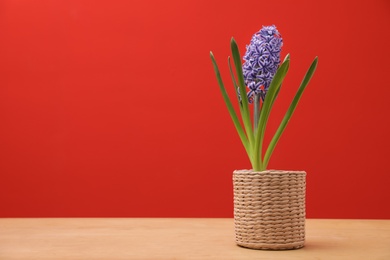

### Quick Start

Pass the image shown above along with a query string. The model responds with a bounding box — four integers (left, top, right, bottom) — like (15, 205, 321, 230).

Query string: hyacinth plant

(210, 25, 318, 171)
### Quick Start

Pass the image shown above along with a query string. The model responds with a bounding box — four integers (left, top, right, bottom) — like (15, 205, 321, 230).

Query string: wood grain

(0, 218, 389, 259)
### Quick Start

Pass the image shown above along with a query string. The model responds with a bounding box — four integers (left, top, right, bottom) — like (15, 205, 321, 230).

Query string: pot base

(237, 241, 304, 250)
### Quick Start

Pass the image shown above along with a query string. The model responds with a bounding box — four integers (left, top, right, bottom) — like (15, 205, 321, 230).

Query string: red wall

(1, 0, 389, 218)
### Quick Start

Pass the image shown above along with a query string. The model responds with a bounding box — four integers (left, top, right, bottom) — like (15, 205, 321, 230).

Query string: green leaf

(209, 51, 252, 162)
(253, 57, 291, 171)
(267, 54, 290, 116)
(263, 57, 318, 168)
(228, 57, 243, 109)
(230, 38, 255, 153)
(283, 53, 291, 62)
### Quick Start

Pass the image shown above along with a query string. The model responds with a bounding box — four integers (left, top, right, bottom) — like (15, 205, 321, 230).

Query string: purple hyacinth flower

(242, 25, 283, 103)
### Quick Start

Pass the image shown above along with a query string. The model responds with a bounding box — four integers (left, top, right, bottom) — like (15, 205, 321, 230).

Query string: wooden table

(0, 218, 389, 259)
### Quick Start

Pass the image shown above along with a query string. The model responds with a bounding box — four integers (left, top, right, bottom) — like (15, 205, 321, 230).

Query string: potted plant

(210, 25, 318, 250)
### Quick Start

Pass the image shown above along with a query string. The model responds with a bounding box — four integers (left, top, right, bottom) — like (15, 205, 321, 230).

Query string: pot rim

(233, 169, 306, 174)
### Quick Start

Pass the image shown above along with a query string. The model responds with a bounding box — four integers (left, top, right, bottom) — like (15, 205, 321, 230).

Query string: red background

(1, 0, 389, 218)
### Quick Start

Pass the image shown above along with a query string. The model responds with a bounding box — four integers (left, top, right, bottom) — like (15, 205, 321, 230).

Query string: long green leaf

(269, 54, 290, 113)
(271, 54, 291, 105)
(228, 57, 243, 110)
(230, 38, 255, 151)
(209, 51, 251, 161)
(271, 53, 290, 117)
(263, 57, 318, 168)
(253, 58, 290, 170)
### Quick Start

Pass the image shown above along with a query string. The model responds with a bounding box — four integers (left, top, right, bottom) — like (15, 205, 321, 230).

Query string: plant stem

(252, 93, 262, 171)
(254, 93, 261, 134)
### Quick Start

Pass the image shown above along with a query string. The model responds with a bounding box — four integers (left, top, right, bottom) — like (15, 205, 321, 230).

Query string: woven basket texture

(233, 169, 306, 250)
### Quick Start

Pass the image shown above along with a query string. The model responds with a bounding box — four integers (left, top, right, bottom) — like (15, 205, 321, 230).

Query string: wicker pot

(233, 169, 306, 250)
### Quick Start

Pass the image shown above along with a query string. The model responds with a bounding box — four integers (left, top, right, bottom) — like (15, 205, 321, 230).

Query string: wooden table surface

(0, 218, 389, 260)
